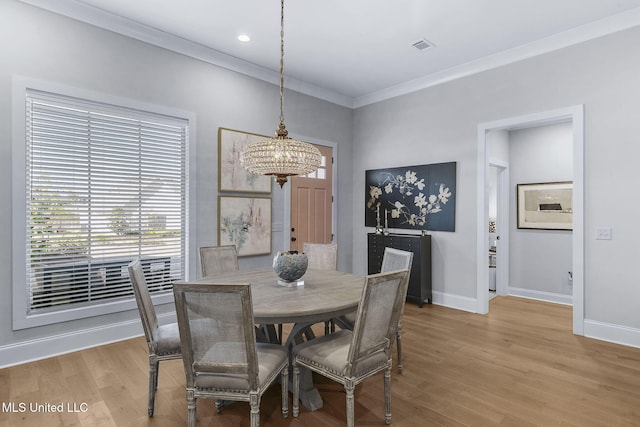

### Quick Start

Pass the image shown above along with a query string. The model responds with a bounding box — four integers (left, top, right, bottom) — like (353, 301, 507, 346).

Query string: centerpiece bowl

(273, 251, 308, 286)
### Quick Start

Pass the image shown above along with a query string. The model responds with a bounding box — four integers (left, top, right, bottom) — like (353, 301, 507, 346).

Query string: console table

(367, 233, 432, 307)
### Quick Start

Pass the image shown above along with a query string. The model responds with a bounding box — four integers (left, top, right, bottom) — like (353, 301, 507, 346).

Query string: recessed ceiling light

(238, 34, 251, 42)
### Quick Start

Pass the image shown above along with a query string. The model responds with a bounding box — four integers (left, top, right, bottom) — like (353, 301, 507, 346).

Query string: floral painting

(218, 196, 271, 256)
(365, 162, 456, 232)
(218, 128, 272, 193)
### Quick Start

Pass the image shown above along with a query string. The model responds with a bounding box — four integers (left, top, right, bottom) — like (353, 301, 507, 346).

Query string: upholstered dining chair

(128, 259, 182, 417)
(335, 247, 413, 373)
(173, 281, 289, 427)
(302, 242, 338, 270)
(292, 269, 410, 427)
(302, 242, 338, 334)
(379, 248, 414, 373)
(199, 245, 239, 277)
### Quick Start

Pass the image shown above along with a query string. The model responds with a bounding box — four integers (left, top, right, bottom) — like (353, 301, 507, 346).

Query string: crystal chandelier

(240, 0, 321, 188)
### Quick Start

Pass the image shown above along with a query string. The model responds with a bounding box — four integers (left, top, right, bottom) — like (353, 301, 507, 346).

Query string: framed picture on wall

(218, 127, 272, 193)
(365, 161, 457, 232)
(517, 181, 573, 230)
(218, 196, 272, 256)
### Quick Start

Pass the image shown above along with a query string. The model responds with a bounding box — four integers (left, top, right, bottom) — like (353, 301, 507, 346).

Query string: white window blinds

(25, 89, 187, 313)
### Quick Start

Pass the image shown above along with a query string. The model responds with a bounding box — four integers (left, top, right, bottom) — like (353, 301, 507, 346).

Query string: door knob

(291, 237, 297, 242)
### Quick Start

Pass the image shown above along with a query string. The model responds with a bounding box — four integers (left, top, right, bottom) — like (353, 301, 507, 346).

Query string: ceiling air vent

(412, 38, 435, 51)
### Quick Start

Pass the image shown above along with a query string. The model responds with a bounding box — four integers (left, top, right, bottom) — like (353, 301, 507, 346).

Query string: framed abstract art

(218, 127, 272, 193)
(517, 181, 573, 230)
(218, 196, 272, 256)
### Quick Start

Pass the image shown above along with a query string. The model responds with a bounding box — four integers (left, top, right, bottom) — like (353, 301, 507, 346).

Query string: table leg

(286, 322, 324, 411)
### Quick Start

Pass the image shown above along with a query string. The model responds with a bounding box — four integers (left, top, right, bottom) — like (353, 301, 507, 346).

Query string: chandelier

(240, 0, 321, 188)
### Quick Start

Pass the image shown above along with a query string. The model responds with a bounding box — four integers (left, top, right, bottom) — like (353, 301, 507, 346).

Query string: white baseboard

(584, 319, 640, 349)
(430, 290, 478, 313)
(0, 312, 175, 368)
(508, 287, 573, 306)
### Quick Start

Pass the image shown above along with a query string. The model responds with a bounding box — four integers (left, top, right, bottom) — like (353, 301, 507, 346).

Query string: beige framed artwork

(218, 127, 272, 193)
(517, 181, 573, 230)
(218, 196, 272, 256)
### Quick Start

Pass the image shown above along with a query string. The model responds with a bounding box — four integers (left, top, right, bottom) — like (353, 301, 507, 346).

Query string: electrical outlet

(595, 227, 612, 240)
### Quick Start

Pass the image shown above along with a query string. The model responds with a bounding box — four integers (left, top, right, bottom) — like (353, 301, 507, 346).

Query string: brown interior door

(290, 144, 333, 252)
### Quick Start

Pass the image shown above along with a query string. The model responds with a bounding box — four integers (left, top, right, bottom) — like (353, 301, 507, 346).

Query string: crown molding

(353, 8, 640, 108)
(19, 0, 640, 109)
(18, 0, 354, 108)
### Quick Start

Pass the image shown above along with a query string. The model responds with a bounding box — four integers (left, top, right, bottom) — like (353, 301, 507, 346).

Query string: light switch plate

(595, 227, 612, 240)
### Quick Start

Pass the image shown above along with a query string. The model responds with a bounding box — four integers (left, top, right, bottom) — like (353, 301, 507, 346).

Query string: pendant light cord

(238, 0, 321, 187)
(279, 0, 286, 129)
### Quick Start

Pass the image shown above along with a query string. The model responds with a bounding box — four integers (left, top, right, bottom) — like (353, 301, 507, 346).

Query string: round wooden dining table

(196, 268, 363, 323)
(194, 268, 365, 411)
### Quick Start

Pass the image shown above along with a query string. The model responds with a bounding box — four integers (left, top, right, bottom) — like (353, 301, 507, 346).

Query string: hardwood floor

(2, 296, 640, 426)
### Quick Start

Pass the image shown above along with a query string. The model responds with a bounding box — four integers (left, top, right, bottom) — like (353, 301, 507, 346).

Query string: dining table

(194, 267, 365, 411)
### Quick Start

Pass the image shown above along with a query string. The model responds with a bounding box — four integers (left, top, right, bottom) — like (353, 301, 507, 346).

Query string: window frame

(12, 76, 196, 330)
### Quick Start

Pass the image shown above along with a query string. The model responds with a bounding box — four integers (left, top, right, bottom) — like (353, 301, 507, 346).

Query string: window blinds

(25, 89, 187, 313)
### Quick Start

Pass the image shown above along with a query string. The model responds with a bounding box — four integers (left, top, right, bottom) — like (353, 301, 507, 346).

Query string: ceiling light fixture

(238, 34, 251, 42)
(240, 0, 321, 188)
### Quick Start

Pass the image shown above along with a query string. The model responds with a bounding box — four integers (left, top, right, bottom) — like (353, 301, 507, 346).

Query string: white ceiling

(22, 0, 640, 107)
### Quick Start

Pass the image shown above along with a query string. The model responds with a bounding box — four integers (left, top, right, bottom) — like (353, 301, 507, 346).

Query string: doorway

(488, 162, 509, 299)
(476, 105, 585, 335)
(290, 144, 334, 251)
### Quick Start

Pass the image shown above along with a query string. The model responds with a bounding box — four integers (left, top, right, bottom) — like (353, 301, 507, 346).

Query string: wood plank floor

(2, 296, 640, 426)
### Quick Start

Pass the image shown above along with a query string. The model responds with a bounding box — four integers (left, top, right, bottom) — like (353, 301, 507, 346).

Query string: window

(12, 80, 191, 329)
(303, 154, 327, 179)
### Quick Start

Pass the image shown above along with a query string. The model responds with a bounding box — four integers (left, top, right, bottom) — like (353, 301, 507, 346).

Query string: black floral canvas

(365, 161, 456, 232)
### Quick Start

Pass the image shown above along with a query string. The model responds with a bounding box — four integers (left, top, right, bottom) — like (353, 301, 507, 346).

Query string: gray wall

(509, 123, 573, 298)
(353, 25, 640, 341)
(3, 0, 640, 362)
(0, 1, 352, 363)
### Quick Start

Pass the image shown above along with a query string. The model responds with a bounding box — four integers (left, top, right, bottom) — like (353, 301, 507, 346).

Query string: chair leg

(292, 365, 300, 417)
(154, 361, 160, 390)
(281, 366, 289, 418)
(345, 380, 355, 427)
(186, 389, 196, 427)
(384, 366, 392, 425)
(148, 359, 158, 416)
(396, 330, 403, 373)
(249, 393, 260, 427)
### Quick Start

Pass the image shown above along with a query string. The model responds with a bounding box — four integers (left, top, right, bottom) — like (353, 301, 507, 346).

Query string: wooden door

(290, 144, 333, 252)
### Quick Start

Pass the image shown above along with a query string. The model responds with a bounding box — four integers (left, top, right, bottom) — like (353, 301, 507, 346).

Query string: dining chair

(199, 245, 239, 277)
(379, 248, 414, 373)
(292, 269, 410, 426)
(128, 259, 182, 417)
(302, 242, 338, 270)
(173, 281, 289, 427)
(335, 247, 414, 373)
(302, 242, 338, 334)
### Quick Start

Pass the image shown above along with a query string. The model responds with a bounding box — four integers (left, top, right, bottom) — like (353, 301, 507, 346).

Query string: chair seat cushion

(294, 330, 389, 378)
(195, 343, 287, 392)
(155, 322, 182, 356)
